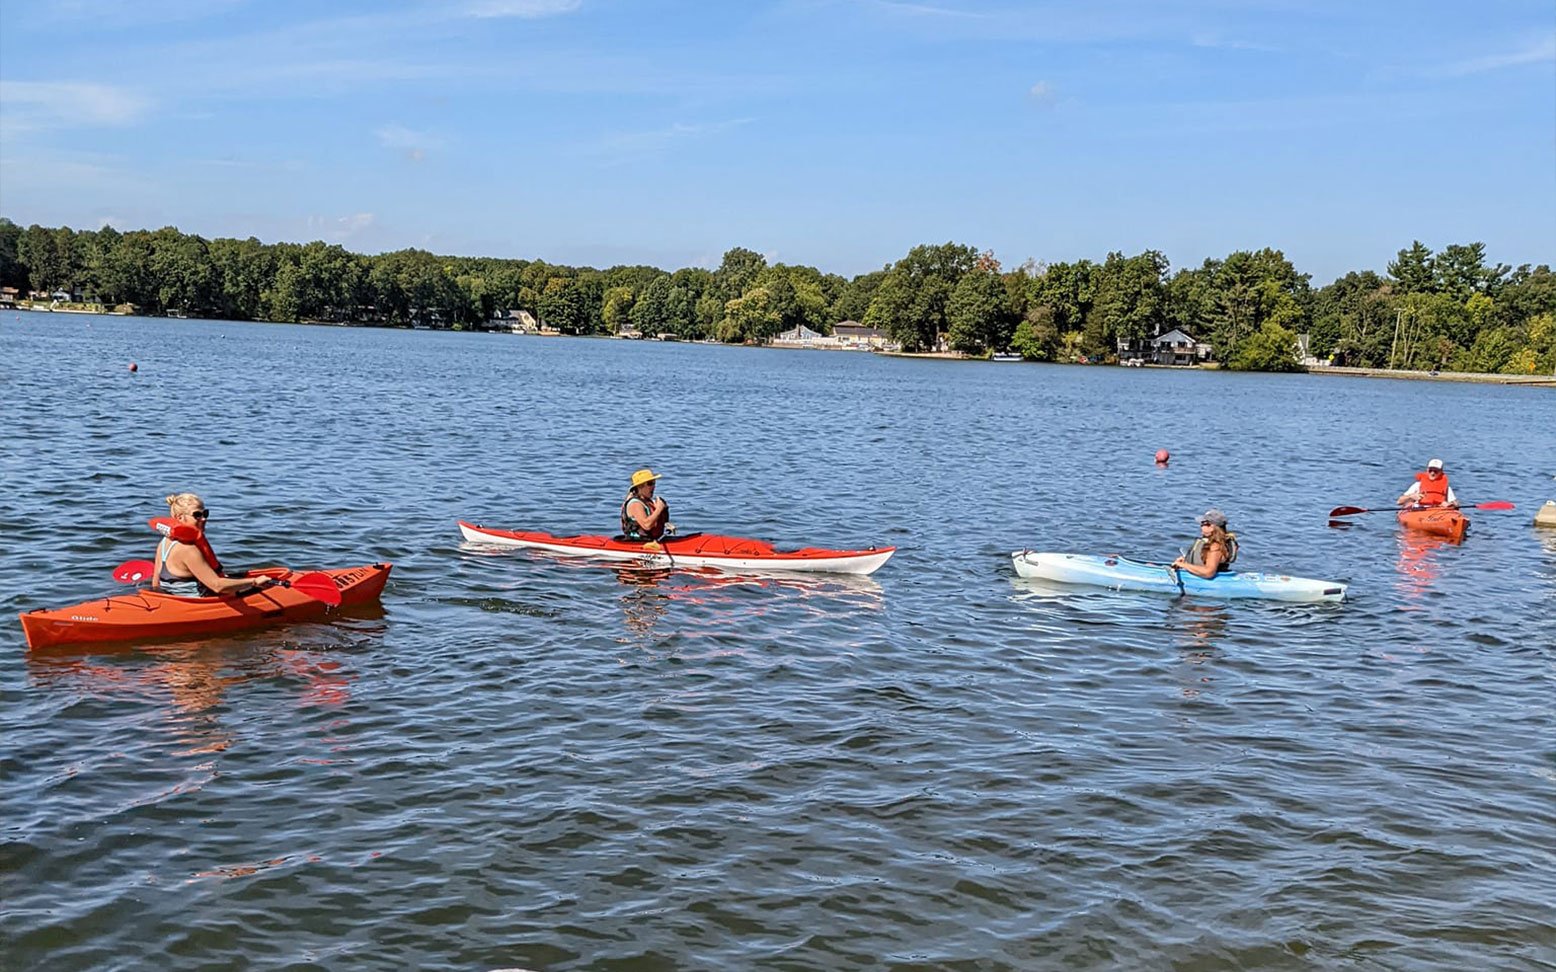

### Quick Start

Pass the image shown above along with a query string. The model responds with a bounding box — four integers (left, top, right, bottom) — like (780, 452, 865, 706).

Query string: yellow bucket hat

(630, 468, 662, 489)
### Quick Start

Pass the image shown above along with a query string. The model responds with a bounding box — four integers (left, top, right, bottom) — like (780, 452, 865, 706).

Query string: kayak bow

(19, 563, 392, 650)
(1012, 551, 1346, 603)
(459, 522, 894, 575)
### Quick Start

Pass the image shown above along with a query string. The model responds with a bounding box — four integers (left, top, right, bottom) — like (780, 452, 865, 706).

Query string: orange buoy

(1154, 448, 1169, 465)
(128, 362, 138, 372)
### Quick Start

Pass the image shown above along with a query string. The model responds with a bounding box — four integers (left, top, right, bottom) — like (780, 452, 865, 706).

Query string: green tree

(832, 268, 887, 322)
(712, 247, 767, 304)
(1228, 321, 1303, 372)
(1202, 249, 1310, 361)
(18, 223, 70, 292)
(1085, 250, 1168, 358)
(1010, 305, 1060, 361)
(602, 285, 636, 333)
(717, 287, 781, 343)
(0, 218, 25, 289)
(863, 242, 979, 351)
(630, 275, 672, 335)
(148, 228, 220, 315)
(1311, 270, 1387, 362)
(1027, 260, 1095, 334)
(946, 254, 1013, 354)
(1387, 241, 1435, 294)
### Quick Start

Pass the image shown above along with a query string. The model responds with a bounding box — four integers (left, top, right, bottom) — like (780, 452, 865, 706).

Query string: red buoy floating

(1154, 448, 1170, 465)
(129, 362, 138, 372)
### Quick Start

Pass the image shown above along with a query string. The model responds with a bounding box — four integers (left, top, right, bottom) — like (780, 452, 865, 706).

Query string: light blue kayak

(1011, 551, 1347, 603)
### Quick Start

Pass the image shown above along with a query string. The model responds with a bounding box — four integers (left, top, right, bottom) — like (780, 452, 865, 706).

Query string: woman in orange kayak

(1396, 458, 1458, 509)
(1170, 509, 1239, 579)
(620, 469, 674, 541)
(154, 493, 277, 597)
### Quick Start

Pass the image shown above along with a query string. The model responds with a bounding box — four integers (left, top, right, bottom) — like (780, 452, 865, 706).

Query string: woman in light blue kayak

(1171, 509, 1238, 579)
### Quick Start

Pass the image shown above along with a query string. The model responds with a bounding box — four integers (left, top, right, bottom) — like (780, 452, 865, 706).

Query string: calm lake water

(2, 312, 1554, 971)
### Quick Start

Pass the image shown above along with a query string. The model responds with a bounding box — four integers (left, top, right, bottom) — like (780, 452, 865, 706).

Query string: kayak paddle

(109, 562, 343, 606)
(1328, 501, 1515, 518)
(280, 572, 344, 606)
(112, 560, 157, 583)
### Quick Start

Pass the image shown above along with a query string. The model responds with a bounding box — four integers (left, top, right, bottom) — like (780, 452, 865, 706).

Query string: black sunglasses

(191, 510, 210, 520)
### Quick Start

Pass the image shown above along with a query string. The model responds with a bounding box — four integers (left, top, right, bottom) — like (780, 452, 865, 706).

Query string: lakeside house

(771, 324, 827, 348)
(491, 309, 541, 334)
(833, 321, 892, 350)
(0, 286, 18, 308)
(1118, 328, 1214, 366)
(1297, 333, 1330, 368)
(771, 321, 901, 352)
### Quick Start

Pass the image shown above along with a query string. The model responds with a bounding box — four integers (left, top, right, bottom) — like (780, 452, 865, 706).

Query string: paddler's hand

(251, 575, 277, 590)
(665, 522, 676, 535)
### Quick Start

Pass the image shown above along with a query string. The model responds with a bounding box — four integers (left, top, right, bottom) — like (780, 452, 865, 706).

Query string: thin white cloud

(0, 150, 153, 198)
(591, 118, 754, 161)
(0, 81, 152, 134)
(866, 0, 988, 19)
(1191, 32, 1278, 53)
(39, 0, 247, 27)
(1028, 80, 1057, 105)
(1440, 34, 1556, 77)
(305, 212, 377, 242)
(376, 124, 445, 161)
(464, 0, 582, 17)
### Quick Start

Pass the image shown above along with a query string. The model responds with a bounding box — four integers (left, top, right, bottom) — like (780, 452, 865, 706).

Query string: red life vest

(1414, 471, 1451, 506)
(148, 517, 224, 575)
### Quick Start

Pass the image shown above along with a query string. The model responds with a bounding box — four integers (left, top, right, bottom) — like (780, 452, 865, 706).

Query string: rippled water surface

(3, 313, 1554, 971)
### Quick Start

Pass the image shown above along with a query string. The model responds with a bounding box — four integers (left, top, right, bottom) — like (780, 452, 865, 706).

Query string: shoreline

(10, 309, 1553, 386)
(1308, 365, 1555, 387)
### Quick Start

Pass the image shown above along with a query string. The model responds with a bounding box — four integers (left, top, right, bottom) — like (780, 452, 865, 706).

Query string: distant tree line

(1, 218, 1551, 374)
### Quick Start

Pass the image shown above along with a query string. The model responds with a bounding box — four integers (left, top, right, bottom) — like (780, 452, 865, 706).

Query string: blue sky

(1, 0, 1552, 283)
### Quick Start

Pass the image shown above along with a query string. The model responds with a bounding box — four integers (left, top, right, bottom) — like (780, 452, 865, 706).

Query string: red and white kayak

(458, 522, 895, 575)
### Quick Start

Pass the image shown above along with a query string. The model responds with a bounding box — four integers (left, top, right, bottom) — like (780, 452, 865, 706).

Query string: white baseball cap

(1426, 458, 1444, 470)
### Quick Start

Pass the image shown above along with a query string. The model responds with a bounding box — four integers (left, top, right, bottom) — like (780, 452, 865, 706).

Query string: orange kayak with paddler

(19, 563, 392, 650)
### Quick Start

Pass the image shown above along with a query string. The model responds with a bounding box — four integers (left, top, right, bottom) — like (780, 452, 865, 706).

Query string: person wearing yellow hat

(620, 468, 673, 541)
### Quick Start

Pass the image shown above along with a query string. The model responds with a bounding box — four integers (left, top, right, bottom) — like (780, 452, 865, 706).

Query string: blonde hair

(165, 492, 204, 517)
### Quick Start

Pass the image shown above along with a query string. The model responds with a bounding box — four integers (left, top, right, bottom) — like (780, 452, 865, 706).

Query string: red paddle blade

(1327, 506, 1370, 518)
(287, 571, 343, 606)
(1475, 501, 1515, 511)
(113, 560, 157, 584)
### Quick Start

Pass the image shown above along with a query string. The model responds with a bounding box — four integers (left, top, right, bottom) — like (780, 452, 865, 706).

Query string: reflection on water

(613, 566, 885, 644)
(1394, 530, 1451, 604)
(26, 640, 361, 757)
(1170, 599, 1230, 652)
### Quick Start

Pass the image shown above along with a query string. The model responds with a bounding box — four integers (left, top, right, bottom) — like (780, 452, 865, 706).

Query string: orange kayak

(1397, 507, 1468, 543)
(19, 563, 391, 650)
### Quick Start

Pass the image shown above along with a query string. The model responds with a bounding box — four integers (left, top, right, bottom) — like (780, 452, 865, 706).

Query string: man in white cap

(1397, 458, 1458, 509)
(621, 468, 674, 540)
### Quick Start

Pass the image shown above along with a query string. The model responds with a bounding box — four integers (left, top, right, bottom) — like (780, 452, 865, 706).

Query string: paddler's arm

(624, 497, 655, 533)
(1396, 483, 1419, 506)
(630, 497, 671, 531)
(173, 546, 275, 595)
(1445, 485, 1459, 508)
(1171, 544, 1223, 579)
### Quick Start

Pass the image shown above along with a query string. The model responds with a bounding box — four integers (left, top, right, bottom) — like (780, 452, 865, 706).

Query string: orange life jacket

(1414, 471, 1451, 506)
(149, 517, 224, 575)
